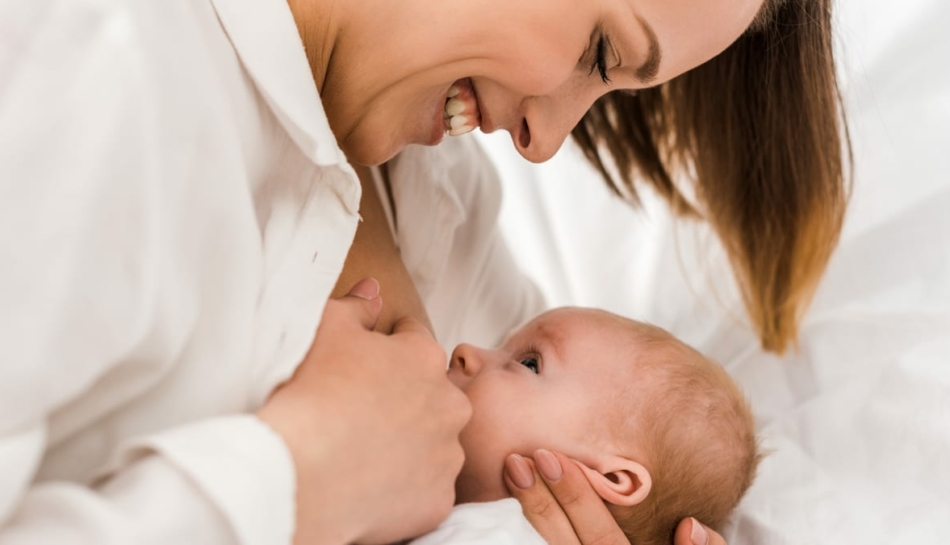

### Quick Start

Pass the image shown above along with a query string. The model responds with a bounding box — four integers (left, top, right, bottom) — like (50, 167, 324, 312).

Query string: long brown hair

(571, 0, 851, 353)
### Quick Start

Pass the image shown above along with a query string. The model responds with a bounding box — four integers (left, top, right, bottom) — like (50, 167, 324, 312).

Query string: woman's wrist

(258, 393, 368, 545)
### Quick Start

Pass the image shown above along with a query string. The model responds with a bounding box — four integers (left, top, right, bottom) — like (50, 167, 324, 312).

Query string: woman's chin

(342, 134, 401, 167)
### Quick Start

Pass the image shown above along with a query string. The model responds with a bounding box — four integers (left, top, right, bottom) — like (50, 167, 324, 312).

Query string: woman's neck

(286, 0, 343, 93)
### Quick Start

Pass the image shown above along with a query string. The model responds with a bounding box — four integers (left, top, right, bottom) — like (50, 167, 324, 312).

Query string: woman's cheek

(481, 35, 579, 97)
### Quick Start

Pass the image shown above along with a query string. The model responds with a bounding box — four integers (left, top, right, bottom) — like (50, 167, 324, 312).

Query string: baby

(412, 307, 761, 545)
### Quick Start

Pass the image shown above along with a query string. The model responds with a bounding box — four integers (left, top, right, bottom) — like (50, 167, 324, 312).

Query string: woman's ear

(574, 456, 652, 507)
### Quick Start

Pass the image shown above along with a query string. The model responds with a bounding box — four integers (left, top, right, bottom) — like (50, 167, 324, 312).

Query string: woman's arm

(0, 5, 299, 542)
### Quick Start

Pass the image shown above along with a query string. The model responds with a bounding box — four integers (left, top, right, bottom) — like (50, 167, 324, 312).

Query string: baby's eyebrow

(534, 323, 567, 363)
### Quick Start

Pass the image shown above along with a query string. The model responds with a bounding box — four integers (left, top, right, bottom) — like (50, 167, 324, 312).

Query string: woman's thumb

(340, 277, 383, 330)
(348, 277, 381, 301)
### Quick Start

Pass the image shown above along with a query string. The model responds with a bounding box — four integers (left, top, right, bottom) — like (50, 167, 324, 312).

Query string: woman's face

(319, 0, 764, 166)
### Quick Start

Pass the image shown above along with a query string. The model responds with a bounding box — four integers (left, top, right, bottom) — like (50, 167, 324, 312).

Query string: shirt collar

(209, 0, 348, 168)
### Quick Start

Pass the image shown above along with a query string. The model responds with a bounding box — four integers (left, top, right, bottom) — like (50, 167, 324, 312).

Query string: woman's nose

(512, 81, 601, 164)
(450, 343, 484, 377)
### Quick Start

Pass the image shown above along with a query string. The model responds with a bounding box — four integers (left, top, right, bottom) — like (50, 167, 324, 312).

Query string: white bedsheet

(479, 1, 950, 543)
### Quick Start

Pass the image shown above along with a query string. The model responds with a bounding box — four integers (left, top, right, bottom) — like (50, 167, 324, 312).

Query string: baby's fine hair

(608, 318, 762, 545)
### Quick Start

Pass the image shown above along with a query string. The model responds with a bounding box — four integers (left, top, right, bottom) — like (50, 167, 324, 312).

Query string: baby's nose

(449, 343, 483, 377)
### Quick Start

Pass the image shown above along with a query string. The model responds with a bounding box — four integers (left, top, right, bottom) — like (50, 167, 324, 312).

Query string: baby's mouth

(444, 78, 481, 136)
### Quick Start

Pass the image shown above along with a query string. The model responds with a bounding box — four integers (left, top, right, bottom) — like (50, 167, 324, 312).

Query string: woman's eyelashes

(591, 34, 611, 85)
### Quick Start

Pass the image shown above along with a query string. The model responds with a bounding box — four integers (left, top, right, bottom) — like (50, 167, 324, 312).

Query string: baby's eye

(519, 357, 540, 374)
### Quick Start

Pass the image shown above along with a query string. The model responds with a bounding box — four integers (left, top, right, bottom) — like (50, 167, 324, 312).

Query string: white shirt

(0, 1, 545, 544)
(383, 138, 546, 351)
(409, 499, 546, 545)
(0, 0, 358, 543)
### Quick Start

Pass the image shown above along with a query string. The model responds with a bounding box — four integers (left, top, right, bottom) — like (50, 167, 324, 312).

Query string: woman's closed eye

(519, 357, 540, 374)
(591, 34, 611, 84)
(579, 28, 614, 86)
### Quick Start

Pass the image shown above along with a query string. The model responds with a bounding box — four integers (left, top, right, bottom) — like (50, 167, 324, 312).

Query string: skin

(291, 0, 765, 165)
(448, 308, 649, 503)
(505, 451, 730, 545)
(331, 165, 432, 333)
(258, 280, 471, 545)
(452, 308, 734, 545)
(330, 176, 726, 545)
(275, 0, 771, 542)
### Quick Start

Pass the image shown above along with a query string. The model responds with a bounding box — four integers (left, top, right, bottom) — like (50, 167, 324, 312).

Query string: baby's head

(447, 307, 760, 544)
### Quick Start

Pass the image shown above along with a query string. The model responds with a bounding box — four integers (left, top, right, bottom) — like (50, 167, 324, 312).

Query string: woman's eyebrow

(634, 15, 662, 84)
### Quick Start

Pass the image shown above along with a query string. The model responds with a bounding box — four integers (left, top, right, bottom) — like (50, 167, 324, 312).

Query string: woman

(0, 0, 847, 543)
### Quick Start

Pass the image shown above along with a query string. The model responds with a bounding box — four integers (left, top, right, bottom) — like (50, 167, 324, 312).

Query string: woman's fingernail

(534, 449, 563, 481)
(505, 454, 535, 489)
(349, 278, 380, 300)
(689, 518, 708, 545)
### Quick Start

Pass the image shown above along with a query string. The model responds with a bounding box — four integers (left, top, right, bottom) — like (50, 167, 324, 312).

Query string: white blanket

(478, 1, 950, 543)
(409, 499, 545, 545)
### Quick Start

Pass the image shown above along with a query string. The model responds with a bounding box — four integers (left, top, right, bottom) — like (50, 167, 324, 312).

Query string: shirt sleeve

(1, 417, 294, 545)
(0, 3, 295, 544)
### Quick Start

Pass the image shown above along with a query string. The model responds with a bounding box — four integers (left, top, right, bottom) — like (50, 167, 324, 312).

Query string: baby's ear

(574, 456, 652, 507)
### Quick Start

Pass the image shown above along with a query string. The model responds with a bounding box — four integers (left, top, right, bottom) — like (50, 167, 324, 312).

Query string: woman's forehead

(613, 0, 765, 83)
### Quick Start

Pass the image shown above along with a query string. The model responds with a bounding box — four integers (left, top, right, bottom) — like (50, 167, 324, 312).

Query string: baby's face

(447, 308, 646, 503)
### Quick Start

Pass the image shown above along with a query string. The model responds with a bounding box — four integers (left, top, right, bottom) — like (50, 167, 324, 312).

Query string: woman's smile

(442, 78, 483, 137)
(426, 80, 478, 146)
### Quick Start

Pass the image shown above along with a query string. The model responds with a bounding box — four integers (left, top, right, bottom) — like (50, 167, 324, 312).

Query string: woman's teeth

(444, 85, 476, 136)
(445, 98, 466, 116)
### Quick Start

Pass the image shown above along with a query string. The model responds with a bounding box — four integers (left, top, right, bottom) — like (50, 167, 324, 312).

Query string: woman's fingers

(506, 448, 727, 545)
(504, 454, 580, 545)
(673, 517, 728, 545)
(347, 277, 382, 301)
(506, 450, 628, 545)
(339, 277, 384, 330)
(535, 450, 629, 545)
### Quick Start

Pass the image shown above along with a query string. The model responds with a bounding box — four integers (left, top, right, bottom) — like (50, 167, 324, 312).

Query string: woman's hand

(504, 449, 727, 545)
(259, 279, 472, 545)
(673, 518, 727, 545)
